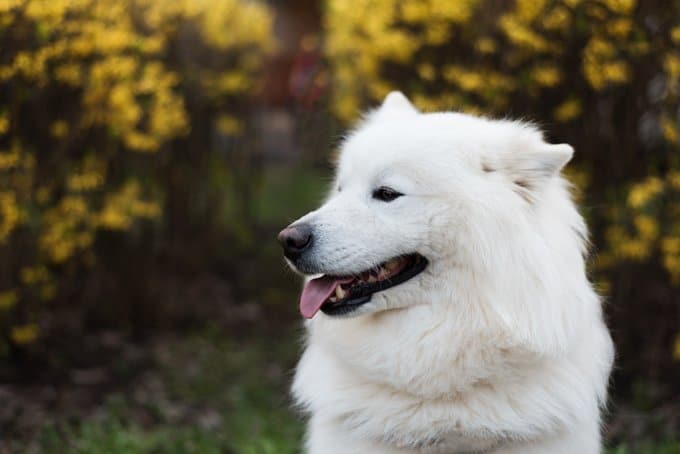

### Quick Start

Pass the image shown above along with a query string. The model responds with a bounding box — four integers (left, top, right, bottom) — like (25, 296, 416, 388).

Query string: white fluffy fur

(288, 92, 614, 453)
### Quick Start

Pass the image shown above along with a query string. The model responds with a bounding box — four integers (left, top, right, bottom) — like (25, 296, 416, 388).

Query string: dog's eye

(372, 186, 403, 202)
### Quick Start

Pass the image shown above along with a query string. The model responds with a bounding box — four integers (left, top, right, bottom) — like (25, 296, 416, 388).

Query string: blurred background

(0, 0, 678, 452)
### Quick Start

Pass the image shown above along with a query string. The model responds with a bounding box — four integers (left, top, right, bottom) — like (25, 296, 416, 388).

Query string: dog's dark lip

(320, 253, 428, 316)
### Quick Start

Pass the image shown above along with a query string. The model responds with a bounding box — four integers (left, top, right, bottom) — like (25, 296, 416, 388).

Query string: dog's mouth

(299, 253, 428, 319)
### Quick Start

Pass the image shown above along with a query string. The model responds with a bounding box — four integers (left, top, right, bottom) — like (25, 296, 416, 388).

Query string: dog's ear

(380, 91, 418, 113)
(488, 143, 573, 201)
(527, 143, 574, 176)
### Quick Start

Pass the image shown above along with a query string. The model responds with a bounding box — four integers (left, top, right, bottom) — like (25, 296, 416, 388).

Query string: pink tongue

(300, 276, 354, 319)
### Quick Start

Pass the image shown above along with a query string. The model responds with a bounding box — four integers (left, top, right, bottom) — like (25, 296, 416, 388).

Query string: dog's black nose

(277, 223, 313, 259)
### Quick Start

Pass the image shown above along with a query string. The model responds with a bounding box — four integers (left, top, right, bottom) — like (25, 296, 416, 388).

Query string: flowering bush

(324, 0, 678, 280)
(0, 0, 274, 351)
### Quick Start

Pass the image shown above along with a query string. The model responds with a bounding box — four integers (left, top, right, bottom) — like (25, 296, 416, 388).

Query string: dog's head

(279, 92, 589, 352)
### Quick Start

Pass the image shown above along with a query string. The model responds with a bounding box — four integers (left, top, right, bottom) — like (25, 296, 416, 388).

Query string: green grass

(34, 418, 680, 454)
(606, 440, 680, 454)
(39, 422, 228, 454)
(36, 400, 301, 454)
(35, 411, 680, 454)
(18, 328, 679, 453)
(26, 330, 303, 453)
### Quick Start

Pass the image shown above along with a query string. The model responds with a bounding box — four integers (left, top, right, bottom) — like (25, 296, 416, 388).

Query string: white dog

(278, 92, 614, 453)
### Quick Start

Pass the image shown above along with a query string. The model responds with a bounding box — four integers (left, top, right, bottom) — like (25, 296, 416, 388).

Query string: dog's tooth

(336, 286, 346, 299)
(329, 296, 337, 302)
(367, 275, 378, 283)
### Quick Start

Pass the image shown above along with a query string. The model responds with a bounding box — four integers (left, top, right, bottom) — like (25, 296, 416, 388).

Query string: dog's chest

(293, 344, 506, 453)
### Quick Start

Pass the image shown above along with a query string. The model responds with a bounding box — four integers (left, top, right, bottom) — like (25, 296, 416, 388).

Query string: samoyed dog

(278, 92, 614, 453)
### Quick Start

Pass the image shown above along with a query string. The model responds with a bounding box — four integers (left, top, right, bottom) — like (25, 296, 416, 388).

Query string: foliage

(606, 440, 680, 454)
(0, 0, 274, 351)
(323, 0, 680, 363)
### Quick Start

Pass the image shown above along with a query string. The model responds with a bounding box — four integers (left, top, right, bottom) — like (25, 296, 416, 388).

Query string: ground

(2, 327, 303, 453)
(3, 326, 678, 453)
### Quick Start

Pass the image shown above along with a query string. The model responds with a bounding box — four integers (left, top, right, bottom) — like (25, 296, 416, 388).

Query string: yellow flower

(662, 237, 680, 256)
(633, 215, 658, 241)
(54, 64, 81, 85)
(582, 37, 629, 89)
(515, 0, 547, 22)
(499, 15, 549, 52)
(0, 191, 22, 242)
(425, 22, 451, 45)
(603, 0, 636, 14)
(0, 290, 17, 311)
(0, 114, 8, 135)
(531, 65, 561, 87)
(542, 6, 570, 30)
(218, 72, 250, 93)
(431, 0, 477, 23)
(554, 98, 582, 122)
(607, 18, 632, 38)
(20, 266, 49, 285)
(665, 255, 680, 285)
(216, 115, 243, 135)
(401, 1, 429, 23)
(667, 172, 680, 190)
(475, 37, 496, 54)
(674, 333, 680, 361)
(68, 171, 104, 192)
(50, 120, 69, 139)
(619, 239, 650, 260)
(334, 95, 359, 122)
(0, 0, 23, 14)
(11, 323, 39, 345)
(661, 116, 678, 144)
(124, 132, 159, 152)
(672, 26, 680, 44)
(95, 181, 160, 231)
(0, 148, 20, 170)
(664, 53, 680, 78)
(602, 60, 629, 84)
(61, 196, 88, 216)
(584, 37, 615, 59)
(442, 66, 484, 92)
(417, 63, 436, 81)
(627, 177, 663, 208)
